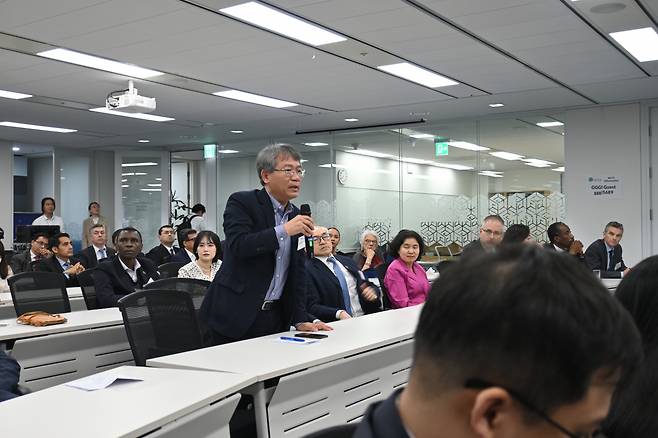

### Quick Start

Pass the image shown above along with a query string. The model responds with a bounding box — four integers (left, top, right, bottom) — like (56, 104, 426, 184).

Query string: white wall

(0, 143, 14, 243)
(91, 150, 115, 234)
(492, 168, 561, 194)
(56, 149, 91, 247)
(27, 156, 53, 211)
(564, 103, 647, 266)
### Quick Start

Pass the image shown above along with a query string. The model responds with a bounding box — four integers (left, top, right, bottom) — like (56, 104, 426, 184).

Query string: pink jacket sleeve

(384, 261, 411, 308)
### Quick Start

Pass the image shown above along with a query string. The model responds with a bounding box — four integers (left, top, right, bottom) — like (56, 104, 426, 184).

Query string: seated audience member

(171, 228, 197, 264)
(585, 221, 630, 278)
(461, 215, 505, 259)
(0, 351, 21, 402)
(10, 232, 50, 274)
(31, 196, 65, 231)
(189, 203, 207, 232)
(37, 233, 85, 287)
(81, 201, 107, 248)
(146, 225, 180, 265)
(384, 230, 430, 308)
(604, 255, 658, 437)
(0, 241, 13, 293)
(327, 227, 347, 256)
(306, 227, 381, 322)
(501, 223, 534, 246)
(353, 229, 385, 276)
(75, 223, 116, 269)
(178, 231, 222, 281)
(544, 222, 585, 260)
(94, 227, 159, 308)
(351, 245, 641, 438)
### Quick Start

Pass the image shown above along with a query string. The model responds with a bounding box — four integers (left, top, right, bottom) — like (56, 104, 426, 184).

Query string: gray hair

(359, 229, 378, 248)
(256, 144, 302, 186)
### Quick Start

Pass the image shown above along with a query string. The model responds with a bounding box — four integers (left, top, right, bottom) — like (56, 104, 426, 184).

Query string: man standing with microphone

(201, 144, 332, 345)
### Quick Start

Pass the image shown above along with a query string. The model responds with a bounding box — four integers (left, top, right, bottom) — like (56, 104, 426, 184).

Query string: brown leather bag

(17, 311, 67, 327)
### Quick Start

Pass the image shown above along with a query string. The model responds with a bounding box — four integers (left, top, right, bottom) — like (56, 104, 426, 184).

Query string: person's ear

(470, 388, 515, 438)
(261, 169, 271, 185)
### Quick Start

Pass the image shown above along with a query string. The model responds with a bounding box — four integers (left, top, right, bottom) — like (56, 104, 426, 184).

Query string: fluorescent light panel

(89, 107, 174, 122)
(344, 118, 359, 122)
(147, 183, 162, 187)
(447, 141, 490, 151)
(490, 151, 524, 161)
(523, 158, 556, 167)
(479, 171, 504, 178)
(346, 149, 391, 158)
(12, 146, 20, 151)
(140, 188, 162, 192)
(0, 89, 32, 100)
(217, 149, 240, 154)
(536, 121, 564, 128)
(37, 48, 163, 78)
(213, 90, 297, 108)
(220, 2, 346, 46)
(0, 121, 77, 133)
(408, 133, 435, 139)
(230, 130, 244, 134)
(489, 103, 504, 108)
(552, 167, 565, 172)
(377, 62, 458, 88)
(304, 142, 328, 147)
(121, 172, 148, 176)
(138, 139, 150, 143)
(122, 162, 158, 167)
(610, 27, 658, 62)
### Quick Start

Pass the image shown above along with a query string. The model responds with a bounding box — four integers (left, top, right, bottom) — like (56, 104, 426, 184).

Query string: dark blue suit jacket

(585, 239, 626, 278)
(0, 351, 20, 402)
(171, 249, 193, 264)
(200, 189, 308, 340)
(306, 255, 381, 322)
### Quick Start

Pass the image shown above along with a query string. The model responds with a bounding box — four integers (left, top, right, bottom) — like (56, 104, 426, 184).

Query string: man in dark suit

(10, 233, 50, 274)
(94, 227, 159, 308)
(461, 215, 505, 260)
(37, 233, 85, 287)
(543, 222, 585, 262)
(145, 225, 179, 266)
(585, 221, 630, 278)
(306, 226, 381, 321)
(75, 223, 116, 269)
(170, 228, 196, 265)
(0, 351, 21, 402)
(200, 144, 331, 345)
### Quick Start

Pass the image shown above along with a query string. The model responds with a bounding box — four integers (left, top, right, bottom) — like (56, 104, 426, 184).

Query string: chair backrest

(157, 262, 186, 279)
(76, 269, 98, 310)
(435, 245, 452, 257)
(8, 271, 71, 316)
(375, 262, 392, 310)
(118, 289, 203, 366)
(303, 424, 358, 438)
(143, 278, 210, 310)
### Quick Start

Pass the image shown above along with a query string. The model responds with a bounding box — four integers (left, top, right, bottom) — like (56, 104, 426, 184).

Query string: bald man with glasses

(461, 215, 505, 260)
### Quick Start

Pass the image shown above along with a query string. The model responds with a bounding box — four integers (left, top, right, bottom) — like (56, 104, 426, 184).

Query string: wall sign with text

(587, 176, 622, 200)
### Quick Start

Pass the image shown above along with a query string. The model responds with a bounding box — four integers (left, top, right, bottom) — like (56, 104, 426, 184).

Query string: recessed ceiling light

(610, 27, 658, 62)
(0, 121, 77, 133)
(434, 163, 474, 171)
(140, 188, 162, 192)
(523, 158, 556, 167)
(12, 146, 20, 151)
(147, 183, 162, 187)
(220, 2, 347, 46)
(217, 149, 240, 154)
(230, 130, 244, 134)
(138, 139, 150, 143)
(121, 162, 158, 167)
(536, 121, 564, 128)
(490, 151, 524, 161)
(122, 185, 129, 188)
(344, 118, 359, 122)
(525, 162, 551, 168)
(377, 62, 458, 88)
(552, 166, 565, 172)
(304, 142, 328, 147)
(488, 103, 505, 108)
(300, 159, 308, 163)
(37, 48, 164, 78)
(447, 141, 490, 151)
(408, 133, 435, 139)
(0, 89, 32, 100)
(479, 171, 504, 178)
(121, 172, 148, 176)
(346, 149, 392, 158)
(213, 90, 297, 108)
(89, 107, 174, 122)
(318, 163, 348, 168)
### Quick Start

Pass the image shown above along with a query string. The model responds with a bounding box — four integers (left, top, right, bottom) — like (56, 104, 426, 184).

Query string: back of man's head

(413, 244, 641, 414)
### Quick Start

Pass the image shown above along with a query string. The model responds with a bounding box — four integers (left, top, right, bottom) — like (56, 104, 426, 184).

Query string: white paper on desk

(65, 374, 143, 391)
(614, 262, 622, 270)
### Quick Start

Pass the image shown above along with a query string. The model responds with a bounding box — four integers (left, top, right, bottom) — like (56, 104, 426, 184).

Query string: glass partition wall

(212, 115, 565, 253)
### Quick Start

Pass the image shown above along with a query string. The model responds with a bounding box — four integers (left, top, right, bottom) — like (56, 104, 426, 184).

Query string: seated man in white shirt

(306, 226, 381, 321)
(75, 223, 117, 269)
(36, 233, 85, 287)
(31, 197, 65, 232)
(171, 228, 197, 265)
(94, 227, 159, 308)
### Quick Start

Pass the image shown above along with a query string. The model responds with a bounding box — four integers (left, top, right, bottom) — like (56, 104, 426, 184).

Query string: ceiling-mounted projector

(106, 80, 156, 113)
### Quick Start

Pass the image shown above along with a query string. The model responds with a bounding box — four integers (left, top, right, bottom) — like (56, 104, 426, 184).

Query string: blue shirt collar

(604, 240, 614, 253)
(265, 189, 292, 216)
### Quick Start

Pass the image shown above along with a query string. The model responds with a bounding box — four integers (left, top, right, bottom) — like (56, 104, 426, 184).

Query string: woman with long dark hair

(0, 241, 14, 292)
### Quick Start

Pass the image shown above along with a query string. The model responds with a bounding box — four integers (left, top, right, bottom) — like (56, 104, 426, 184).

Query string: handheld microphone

(300, 204, 314, 259)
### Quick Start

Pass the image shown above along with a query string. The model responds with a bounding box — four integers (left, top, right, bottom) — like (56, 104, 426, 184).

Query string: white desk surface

(148, 305, 422, 381)
(0, 308, 122, 341)
(0, 366, 256, 438)
(0, 286, 84, 304)
(601, 278, 622, 290)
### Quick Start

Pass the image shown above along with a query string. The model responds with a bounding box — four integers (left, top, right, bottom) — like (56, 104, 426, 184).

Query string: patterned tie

(98, 248, 107, 259)
(62, 261, 70, 278)
(328, 257, 352, 316)
(608, 249, 614, 271)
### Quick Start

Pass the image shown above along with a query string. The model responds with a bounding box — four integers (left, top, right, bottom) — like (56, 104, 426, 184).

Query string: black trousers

(206, 305, 287, 346)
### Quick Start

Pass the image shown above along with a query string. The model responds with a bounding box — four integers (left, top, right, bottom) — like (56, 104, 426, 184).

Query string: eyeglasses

(312, 234, 331, 242)
(465, 379, 605, 438)
(364, 239, 378, 244)
(481, 228, 503, 237)
(273, 167, 306, 178)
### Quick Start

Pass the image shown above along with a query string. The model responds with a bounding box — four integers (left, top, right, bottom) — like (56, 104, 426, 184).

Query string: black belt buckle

(261, 300, 275, 311)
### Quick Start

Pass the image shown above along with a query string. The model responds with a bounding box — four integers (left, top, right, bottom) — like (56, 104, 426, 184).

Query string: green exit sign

(435, 141, 449, 156)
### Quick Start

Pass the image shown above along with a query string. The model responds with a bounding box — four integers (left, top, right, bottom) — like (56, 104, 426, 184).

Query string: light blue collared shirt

(604, 241, 615, 271)
(264, 190, 293, 301)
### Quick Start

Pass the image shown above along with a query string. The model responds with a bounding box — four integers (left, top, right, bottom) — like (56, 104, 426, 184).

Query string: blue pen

(280, 336, 305, 343)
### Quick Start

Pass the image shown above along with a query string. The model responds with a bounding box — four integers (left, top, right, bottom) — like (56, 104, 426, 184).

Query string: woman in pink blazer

(384, 230, 430, 308)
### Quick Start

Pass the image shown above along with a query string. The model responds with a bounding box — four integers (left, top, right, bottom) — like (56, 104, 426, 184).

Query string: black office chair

(303, 424, 358, 437)
(118, 289, 203, 366)
(76, 269, 98, 310)
(8, 271, 71, 317)
(143, 278, 210, 311)
(375, 262, 392, 310)
(157, 262, 186, 279)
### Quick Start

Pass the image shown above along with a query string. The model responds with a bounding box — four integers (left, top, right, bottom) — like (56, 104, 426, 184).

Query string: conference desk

(0, 366, 254, 438)
(0, 308, 132, 391)
(149, 305, 422, 438)
(0, 286, 87, 319)
(601, 277, 622, 291)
